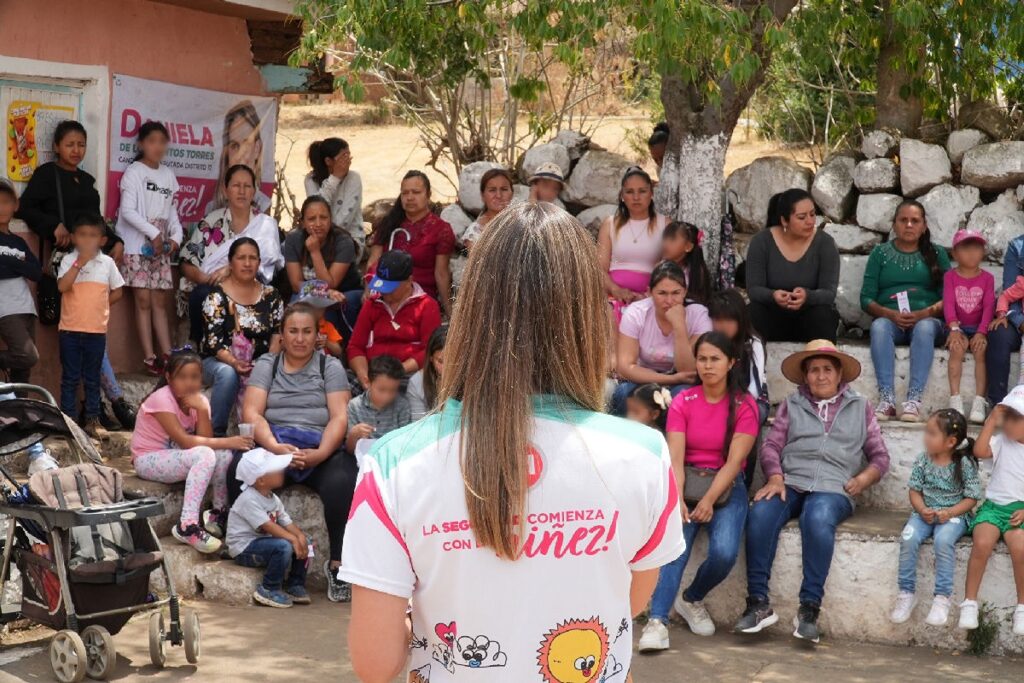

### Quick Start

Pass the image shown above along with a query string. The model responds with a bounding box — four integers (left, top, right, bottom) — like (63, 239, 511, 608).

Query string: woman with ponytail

(304, 138, 364, 254)
(340, 203, 683, 682)
(861, 200, 951, 422)
(890, 408, 981, 627)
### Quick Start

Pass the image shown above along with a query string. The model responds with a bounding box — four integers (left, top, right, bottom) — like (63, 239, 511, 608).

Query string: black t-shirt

(283, 228, 362, 292)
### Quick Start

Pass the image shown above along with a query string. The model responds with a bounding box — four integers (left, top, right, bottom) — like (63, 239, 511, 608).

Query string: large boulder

(811, 156, 856, 221)
(862, 129, 898, 159)
(899, 139, 951, 197)
(946, 129, 990, 165)
(458, 161, 505, 214)
(855, 193, 903, 234)
(823, 224, 882, 255)
(917, 184, 982, 248)
(562, 150, 633, 208)
(575, 204, 618, 239)
(550, 129, 591, 162)
(836, 255, 872, 330)
(961, 142, 1024, 192)
(439, 203, 474, 241)
(362, 197, 394, 226)
(853, 158, 899, 193)
(959, 100, 1013, 140)
(966, 190, 1024, 261)
(520, 143, 571, 184)
(725, 156, 813, 232)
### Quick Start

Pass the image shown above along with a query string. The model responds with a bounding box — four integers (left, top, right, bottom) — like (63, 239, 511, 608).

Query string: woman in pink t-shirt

(132, 350, 253, 555)
(638, 331, 759, 652)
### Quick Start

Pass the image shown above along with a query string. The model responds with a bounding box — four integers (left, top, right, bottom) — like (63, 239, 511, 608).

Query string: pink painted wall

(0, 0, 269, 398)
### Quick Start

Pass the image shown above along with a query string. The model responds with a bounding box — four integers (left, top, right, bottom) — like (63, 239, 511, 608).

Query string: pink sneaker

(875, 401, 897, 421)
(172, 522, 222, 554)
(900, 401, 922, 423)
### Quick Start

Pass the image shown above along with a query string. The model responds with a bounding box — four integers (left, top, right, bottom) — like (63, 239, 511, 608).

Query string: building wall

(0, 0, 270, 399)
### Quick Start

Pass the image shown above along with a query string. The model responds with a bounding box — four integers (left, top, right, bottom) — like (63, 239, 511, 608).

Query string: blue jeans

(99, 351, 123, 401)
(649, 478, 747, 620)
(745, 487, 853, 606)
(986, 322, 1022, 405)
(234, 536, 307, 591)
(59, 332, 106, 418)
(610, 380, 688, 417)
(897, 512, 967, 597)
(869, 316, 946, 404)
(201, 356, 240, 437)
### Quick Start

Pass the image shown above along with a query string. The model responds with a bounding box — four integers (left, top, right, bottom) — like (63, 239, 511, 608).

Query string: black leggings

(748, 301, 839, 343)
(227, 450, 359, 563)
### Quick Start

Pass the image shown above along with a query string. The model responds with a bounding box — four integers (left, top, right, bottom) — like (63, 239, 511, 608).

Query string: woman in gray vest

(733, 340, 890, 643)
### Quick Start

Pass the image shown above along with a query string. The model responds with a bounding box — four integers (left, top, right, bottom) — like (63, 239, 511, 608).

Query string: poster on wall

(106, 74, 277, 223)
(7, 100, 75, 181)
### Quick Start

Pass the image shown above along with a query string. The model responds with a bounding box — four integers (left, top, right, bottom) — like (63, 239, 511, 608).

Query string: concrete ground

(3, 602, 1024, 682)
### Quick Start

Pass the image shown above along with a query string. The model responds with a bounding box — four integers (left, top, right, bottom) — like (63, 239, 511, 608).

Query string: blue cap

(370, 250, 413, 295)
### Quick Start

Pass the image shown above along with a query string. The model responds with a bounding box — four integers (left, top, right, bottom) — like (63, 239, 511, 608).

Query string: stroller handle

(0, 383, 57, 407)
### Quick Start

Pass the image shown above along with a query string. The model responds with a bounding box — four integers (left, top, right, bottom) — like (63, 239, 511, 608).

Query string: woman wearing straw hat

(734, 340, 890, 644)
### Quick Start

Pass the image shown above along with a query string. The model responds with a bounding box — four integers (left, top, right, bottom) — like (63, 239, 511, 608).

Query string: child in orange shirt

(292, 280, 343, 358)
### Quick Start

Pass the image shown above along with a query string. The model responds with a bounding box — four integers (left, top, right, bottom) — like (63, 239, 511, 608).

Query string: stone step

(116, 373, 160, 411)
(765, 341, 1021, 415)
(3, 430, 132, 473)
(691, 507, 1022, 654)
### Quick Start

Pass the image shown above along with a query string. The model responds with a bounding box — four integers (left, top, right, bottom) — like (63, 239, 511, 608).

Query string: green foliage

(966, 602, 999, 657)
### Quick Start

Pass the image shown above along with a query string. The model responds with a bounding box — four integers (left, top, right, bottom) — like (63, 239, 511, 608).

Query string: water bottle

(141, 242, 154, 257)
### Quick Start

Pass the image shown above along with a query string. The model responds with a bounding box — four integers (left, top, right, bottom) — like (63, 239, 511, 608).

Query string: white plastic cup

(238, 423, 254, 438)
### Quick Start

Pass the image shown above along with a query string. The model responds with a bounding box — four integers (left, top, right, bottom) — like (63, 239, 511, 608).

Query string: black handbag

(37, 168, 65, 326)
(683, 466, 732, 508)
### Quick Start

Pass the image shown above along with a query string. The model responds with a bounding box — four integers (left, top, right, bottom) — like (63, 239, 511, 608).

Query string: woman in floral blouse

(200, 237, 283, 436)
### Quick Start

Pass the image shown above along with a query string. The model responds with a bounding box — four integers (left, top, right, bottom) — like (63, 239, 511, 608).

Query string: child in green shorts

(960, 384, 1024, 634)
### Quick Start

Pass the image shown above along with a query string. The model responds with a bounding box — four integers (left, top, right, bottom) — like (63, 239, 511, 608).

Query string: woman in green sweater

(861, 199, 951, 422)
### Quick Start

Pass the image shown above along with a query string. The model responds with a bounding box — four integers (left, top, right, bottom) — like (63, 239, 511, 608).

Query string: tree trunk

(875, 0, 923, 135)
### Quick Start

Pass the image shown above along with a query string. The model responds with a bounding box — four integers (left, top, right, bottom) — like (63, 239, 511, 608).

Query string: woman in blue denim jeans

(860, 199, 951, 422)
(637, 332, 760, 652)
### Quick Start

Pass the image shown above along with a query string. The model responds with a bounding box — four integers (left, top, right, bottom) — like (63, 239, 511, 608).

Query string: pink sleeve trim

(632, 465, 679, 564)
(348, 471, 411, 560)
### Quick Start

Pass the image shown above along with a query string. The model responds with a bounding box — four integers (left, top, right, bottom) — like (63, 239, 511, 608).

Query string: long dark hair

(648, 260, 694, 305)
(53, 120, 86, 147)
(422, 325, 448, 412)
(298, 195, 342, 267)
(132, 121, 169, 163)
(767, 188, 814, 229)
(893, 199, 943, 290)
(628, 383, 669, 433)
(308, 137, 349, 186)
(664, 221, 711, 304)
(930, 408, 978, 489)
(613, 166, 656, 237)
(647, 122, 670, 148)
(708, 288, 759, 390)
(372, 170, 431, 248)
(146, 349, 202, 401)
(694, 331, 745, 463)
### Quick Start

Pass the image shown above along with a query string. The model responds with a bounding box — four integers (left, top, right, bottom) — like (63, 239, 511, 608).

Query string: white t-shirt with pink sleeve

(130, 385, 206, 458)
(341, 396, 685, 682)
(619, 298, 712, 373)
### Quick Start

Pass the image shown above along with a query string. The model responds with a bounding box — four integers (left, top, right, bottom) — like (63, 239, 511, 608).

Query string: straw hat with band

(780, 339, 861, 385)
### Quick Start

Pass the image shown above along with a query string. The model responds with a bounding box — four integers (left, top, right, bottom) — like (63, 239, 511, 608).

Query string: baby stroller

(0, 384, 199, 682)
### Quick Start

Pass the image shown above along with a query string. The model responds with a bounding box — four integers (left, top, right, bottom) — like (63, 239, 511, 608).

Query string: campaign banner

(106, 74, 277, 223)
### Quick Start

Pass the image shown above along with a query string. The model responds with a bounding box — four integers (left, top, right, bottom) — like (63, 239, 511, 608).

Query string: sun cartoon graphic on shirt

(536, 618, 609, 683)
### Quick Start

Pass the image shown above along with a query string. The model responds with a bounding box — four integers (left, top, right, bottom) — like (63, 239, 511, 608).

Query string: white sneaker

(637, 619, 669, 652)
(1014, 605, 1024, 636)
(948, 394, 964, 415)
(674, 594, 716, 636)
(27, 450, 58, 476)
(925, 595, 952, 626)
(969, 396, 988, 424)
(958, 599, 979, 630)
(890, 591, 917, 624)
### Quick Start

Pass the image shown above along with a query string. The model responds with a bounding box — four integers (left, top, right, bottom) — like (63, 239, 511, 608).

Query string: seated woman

(638, 332, 759, 652)
(745, 189, 840, 343)
(348, 250, 442, 388)
(199, 238, 283, 436)
(181, 164, 284, 343)
(240, 302, 355, 603)
(612, 261, 712, 415)
(861, 199, 950, 422)
(735, 340, 889, 644)
(461, 169, 514, 250)
(407, 325, 446, 420)
(598, 167, 667, 318)
(365, 170, 455, 316)
(285, 196, 364, 336)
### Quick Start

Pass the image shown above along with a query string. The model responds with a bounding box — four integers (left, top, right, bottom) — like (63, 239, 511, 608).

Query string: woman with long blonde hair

(341, 202, 684, 682)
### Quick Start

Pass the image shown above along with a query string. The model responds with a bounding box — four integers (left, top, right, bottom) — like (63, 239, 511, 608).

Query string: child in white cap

(226, 448, 310, 608)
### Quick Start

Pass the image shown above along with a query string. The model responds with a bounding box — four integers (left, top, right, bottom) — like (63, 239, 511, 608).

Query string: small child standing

(960, 385, 1024, 634)
(891, 409, 981, 626)
(291, 279, 344, 358)
(345, 355, 411, 453)
(56, 214, 125, 440)
(132, 350, 252, 553)
(944, 230, 995, 423)
(227, 448, 310, 608)
(114, 122, 183, 376)
(625, 383, 670, 432)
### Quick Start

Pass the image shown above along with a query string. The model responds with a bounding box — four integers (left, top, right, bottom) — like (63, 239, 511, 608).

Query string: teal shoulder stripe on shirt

(370, 403, 462, 478)
(531, 395, 664, 458)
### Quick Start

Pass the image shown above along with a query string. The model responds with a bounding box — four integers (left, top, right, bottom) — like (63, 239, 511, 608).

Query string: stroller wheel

(81, 625, 117, 680)
(182, 610, 201, 664)
(49, 630, 87, 683)
(148, 612, 166, 669)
